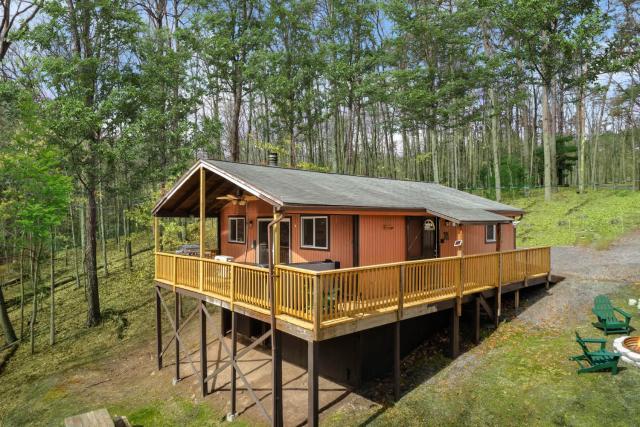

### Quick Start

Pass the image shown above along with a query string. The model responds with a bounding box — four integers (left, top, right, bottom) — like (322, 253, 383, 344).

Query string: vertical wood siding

(438, 219, 516, 257)
(289, 214, 353, 267)
(219, 202, 354, 267)
(359, 216, 406, 266)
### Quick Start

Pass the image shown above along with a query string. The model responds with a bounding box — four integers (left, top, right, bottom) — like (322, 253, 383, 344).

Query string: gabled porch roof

(152, 159, 522, 223)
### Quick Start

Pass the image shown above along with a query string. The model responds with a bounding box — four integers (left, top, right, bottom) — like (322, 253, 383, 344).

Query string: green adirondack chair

(592, 295, 632, 335)
(570, 332, 620, 375)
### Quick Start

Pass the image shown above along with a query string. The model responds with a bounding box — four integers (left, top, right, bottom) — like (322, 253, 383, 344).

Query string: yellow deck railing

(154, 246, 551, 331)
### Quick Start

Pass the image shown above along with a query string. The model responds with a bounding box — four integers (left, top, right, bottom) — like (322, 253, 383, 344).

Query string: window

(228, 217, 246, 243)
(485, 224, 497, 243)
(300, 216, 329, 249)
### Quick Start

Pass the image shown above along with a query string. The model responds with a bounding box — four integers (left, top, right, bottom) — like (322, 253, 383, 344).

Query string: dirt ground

(56, 232, 640, 426)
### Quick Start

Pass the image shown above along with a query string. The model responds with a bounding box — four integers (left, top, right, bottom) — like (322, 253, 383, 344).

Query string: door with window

(257, 218, 290, 265)
(406, 217, 438, 260)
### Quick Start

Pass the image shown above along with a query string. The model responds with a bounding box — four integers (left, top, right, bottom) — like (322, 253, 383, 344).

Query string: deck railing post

(457, 256, 463, 316)
(199, 259, 204, 292)
(313, 275, 321, 340)
(230, 264, 235, 310)
(398, 265, 405, 320)
(172, 255, 177, 290)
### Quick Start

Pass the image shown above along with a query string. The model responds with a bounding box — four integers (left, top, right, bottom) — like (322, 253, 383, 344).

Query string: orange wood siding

(290, 214, 353, 267)
(219, 201, 354, 267)
(359, 216, 406, 266)
(219, 200, 272, 263)
(439, 218, 458, 257)
(438, 219, 515, 257)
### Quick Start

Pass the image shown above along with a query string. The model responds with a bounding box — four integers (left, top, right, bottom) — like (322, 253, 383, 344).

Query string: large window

(485, 224, 497, 243)
(228, 217, 246, 243)
(301, 216, 329, 250)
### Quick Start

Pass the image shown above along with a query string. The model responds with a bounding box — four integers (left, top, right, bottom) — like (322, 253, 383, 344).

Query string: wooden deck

(154, 246, 550, 341)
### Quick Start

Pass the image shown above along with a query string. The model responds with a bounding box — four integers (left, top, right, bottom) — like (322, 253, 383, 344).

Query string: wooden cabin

(152, 159, 551, 426)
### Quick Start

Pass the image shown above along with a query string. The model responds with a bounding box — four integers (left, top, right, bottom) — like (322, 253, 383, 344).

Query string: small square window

(300, 216, 329, 249)
(228, 217, 246, 243)
(485, 224, 497, 243)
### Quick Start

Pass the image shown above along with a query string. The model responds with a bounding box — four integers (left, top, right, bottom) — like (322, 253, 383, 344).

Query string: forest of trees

(0, 0, 638, 352)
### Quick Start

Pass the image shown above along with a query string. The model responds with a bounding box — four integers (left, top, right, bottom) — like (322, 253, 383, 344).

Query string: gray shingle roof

(200, 160, 522, 223)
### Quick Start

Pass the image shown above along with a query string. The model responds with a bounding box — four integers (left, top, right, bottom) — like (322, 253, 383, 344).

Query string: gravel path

(515, 231, 640, 329)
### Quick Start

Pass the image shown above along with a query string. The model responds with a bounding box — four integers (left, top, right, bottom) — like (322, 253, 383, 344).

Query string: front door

(406, 217, 438, 260)
(257, 219, 290, 265)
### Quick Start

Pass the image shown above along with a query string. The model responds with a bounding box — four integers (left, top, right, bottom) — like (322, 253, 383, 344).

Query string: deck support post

(230, 311, 238, 418)
(174, 293, 181, 383)
(493, 288, 500, 328)
(473, 296, 481, 344)
(450, 307, 460, 358)
(308, 340, 319, 427)
(514, 289, 520, 310)
(156, 286, 162, 370)
(272, 330, 283, 427)
(200, 300, 207, 397)
(393, 321, 401, 401)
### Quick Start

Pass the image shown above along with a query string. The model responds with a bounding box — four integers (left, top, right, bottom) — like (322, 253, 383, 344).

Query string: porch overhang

(152, 160, 282, 217)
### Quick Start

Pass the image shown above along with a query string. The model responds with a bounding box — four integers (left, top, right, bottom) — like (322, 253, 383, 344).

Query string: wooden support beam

(473, 296, 481, 345)
(456, 225, 464, 257)
(478, 294, 495, 322)
(393, 321, 401, 401)
(450, 308, 460, 358)
(154, 217, 160, 253)
(200, 301, 207, 397)
(514, 289, 520, 310)
(175, 294, 181, 383)
(308, 340, 319, 427)
(199, 167, 206, 257)
(230, 311, 238, 418)
(156, 286, 162, 370)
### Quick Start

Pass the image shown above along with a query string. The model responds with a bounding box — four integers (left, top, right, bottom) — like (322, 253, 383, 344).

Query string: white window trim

(485, 224, 497, 243)
(228, 217, 246, 243)
(300, 216, 329, 250)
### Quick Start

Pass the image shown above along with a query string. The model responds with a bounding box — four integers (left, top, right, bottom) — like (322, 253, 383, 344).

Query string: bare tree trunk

(0, 273, 17, 345)
(49, 230, 56, 346)
(577, 77, 587, 194)
(99, 183, 108, 277)
(69, 204, 81, 288)
(85, 184, 101, 327)
(542, 82, 553, 201)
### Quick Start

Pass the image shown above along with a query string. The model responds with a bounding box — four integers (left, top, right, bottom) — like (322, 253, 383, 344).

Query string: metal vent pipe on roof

(268, 152, 278, 167)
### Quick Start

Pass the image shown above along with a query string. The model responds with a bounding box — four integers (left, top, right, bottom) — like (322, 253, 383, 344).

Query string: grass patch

(325, 284, 640, 427)
(0, 233, 232, 426)
(506, 188, 640, 248)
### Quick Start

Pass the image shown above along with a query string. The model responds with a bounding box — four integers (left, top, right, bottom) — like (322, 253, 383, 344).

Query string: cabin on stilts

(151, 158, 552, 426)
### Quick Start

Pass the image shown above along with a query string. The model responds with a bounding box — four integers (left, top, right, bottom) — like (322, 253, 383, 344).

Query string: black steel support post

(450, 307, 460, 358)
(272, 330, 283, 427)
(231, 311, 238, 417)
(474, 296, 481, 345)
(308, 340, 319, 427)
(156, 286, 162, 370)
(394, 321, 401, 401)
(200, 300, 207, 397)
(175, 293, 181, 383)
(493, 289, 500, 328)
